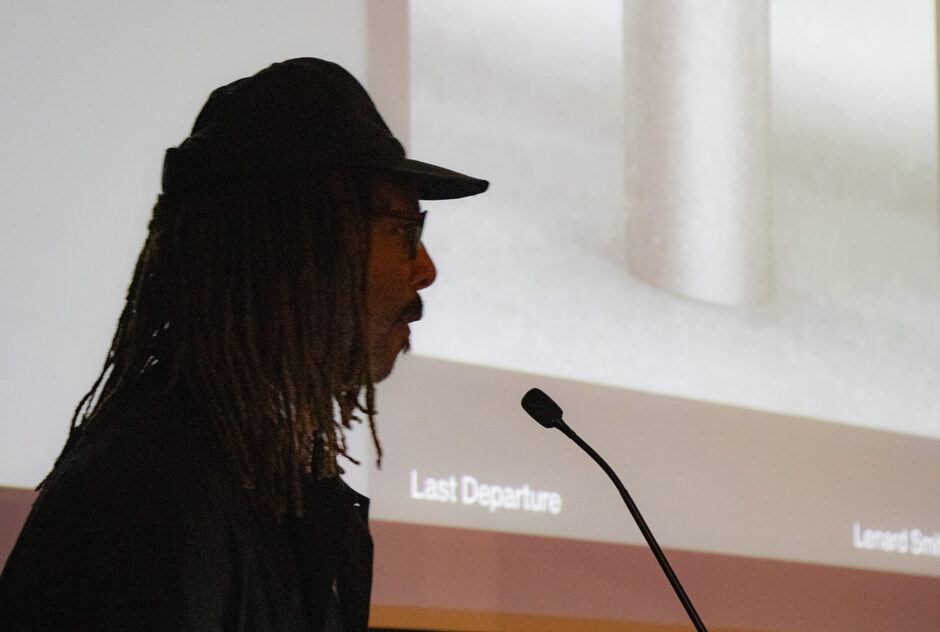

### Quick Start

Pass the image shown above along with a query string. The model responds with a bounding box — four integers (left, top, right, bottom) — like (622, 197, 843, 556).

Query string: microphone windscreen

(521, 388, 564, 428)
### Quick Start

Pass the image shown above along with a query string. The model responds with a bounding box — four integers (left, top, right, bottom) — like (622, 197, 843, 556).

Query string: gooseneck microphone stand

(522, 388, 708, 632)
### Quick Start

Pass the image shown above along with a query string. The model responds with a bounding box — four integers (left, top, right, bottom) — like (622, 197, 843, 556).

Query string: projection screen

(1, 2, 938, 631)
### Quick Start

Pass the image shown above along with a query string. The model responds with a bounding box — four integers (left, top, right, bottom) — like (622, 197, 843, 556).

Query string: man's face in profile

(366, 175, 437, 382)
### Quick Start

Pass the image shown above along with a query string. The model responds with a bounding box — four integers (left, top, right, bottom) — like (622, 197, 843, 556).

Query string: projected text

(410, 470, 562, 514)
(853, 522, 940, 557)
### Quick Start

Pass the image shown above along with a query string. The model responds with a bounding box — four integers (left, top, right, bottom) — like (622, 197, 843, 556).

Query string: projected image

(408, 0, 939, 441)
(363, 1, 940, 630)
(2, 1, 939, 631)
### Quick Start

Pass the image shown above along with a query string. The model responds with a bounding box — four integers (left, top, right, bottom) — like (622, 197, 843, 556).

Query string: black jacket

(0, 400, 372, 631)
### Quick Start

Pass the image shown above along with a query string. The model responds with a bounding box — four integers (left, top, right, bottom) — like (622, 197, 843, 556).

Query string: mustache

(399, 297, 423, 323)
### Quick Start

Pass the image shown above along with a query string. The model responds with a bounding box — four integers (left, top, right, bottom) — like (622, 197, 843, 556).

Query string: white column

(624, 0, 771, 305)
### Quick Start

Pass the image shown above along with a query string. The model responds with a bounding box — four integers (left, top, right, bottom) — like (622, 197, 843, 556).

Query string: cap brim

(394, 158, 489, 200)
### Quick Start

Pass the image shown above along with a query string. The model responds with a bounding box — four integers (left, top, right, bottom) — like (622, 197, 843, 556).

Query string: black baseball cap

(161, 57, 489, 200)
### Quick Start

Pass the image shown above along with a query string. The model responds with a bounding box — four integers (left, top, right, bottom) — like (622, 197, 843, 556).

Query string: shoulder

(1, 400, 255, 630)
(42, 400, 235, 520)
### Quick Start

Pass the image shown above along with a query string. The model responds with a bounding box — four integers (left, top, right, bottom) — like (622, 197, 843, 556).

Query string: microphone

(521, 388, 708, 632)
(520, 387, 563, 428)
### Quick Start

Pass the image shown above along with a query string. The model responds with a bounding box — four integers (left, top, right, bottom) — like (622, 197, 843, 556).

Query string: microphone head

(521, 388, 564, 428)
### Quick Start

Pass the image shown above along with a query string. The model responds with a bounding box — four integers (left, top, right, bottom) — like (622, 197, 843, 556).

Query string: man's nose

(412, 243, 436, 290)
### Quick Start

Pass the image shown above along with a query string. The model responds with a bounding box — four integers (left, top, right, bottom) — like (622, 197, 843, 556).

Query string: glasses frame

(372, 209, 427, 260)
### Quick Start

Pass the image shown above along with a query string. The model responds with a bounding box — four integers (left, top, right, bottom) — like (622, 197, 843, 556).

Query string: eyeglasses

(372, 210, 427, 260)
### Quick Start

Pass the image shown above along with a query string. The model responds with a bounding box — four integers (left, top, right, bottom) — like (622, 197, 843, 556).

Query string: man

(0, 58, 487, 631)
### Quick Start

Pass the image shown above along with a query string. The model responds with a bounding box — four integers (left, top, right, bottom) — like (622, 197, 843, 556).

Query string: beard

(369, 296, 422, 382)
(399, 296, 423, 324)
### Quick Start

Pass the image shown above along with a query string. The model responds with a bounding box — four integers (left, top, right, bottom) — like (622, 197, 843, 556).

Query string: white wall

(0, 0, 369, 487)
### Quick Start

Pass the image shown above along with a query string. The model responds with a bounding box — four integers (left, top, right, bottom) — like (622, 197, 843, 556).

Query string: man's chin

(371, 341, 410, 383)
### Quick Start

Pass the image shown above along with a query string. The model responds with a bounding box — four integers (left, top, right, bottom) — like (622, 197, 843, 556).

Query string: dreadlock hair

(61, 168, 384, 518)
